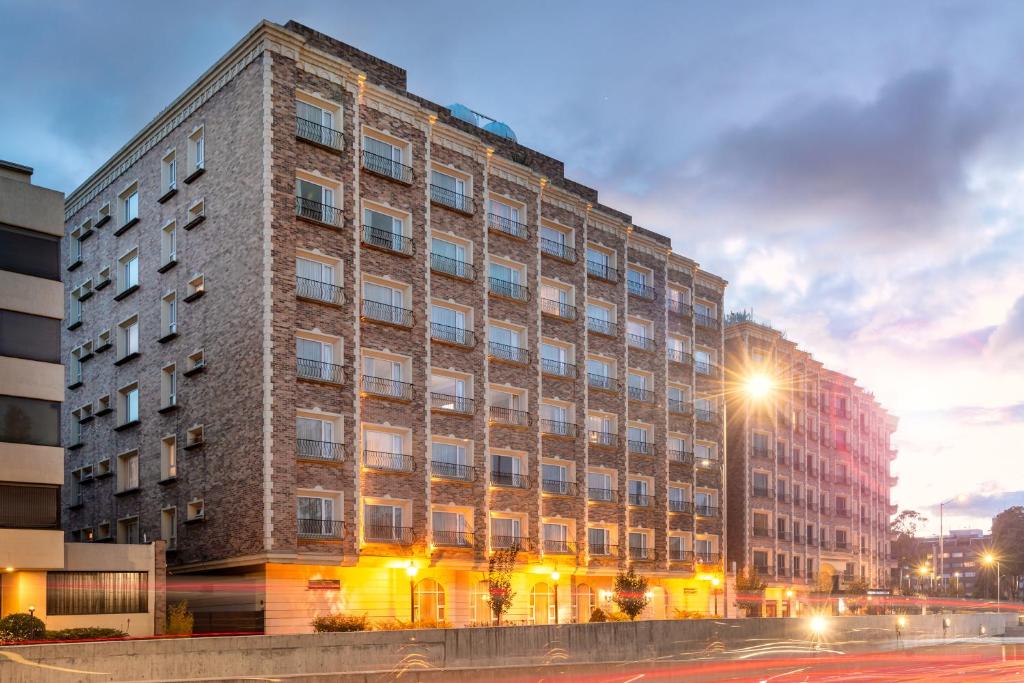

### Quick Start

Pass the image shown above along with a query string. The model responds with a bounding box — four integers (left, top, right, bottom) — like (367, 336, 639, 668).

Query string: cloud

(986, 294, 1024, 363)
(925, 489, 1024, 520)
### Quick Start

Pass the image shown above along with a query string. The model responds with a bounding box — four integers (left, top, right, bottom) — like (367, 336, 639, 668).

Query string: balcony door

(297, 495, 335, 536)
(297, 257, 335, 286)
(296, 178, 334, 212)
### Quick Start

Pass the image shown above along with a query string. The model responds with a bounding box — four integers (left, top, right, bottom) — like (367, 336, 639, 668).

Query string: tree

(735, 567, 767, 616)
(991, 506, 1024, 601)
(487, 547, 518, 625)
(890, 510, 928, 566)
(612, 567, 650, 620)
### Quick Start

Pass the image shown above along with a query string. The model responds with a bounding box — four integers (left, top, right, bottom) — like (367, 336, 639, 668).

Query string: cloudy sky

(3, 1, 1022, 534)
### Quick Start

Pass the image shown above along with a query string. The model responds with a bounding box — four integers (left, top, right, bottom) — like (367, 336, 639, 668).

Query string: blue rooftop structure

(483, 120, 517, 142)
(447, 103, 479, 126)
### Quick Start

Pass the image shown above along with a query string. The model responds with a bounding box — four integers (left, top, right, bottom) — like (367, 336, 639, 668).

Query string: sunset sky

(3, 0, 1022, 534)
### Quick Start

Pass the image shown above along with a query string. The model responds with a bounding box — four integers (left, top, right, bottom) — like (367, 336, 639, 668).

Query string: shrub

(373, 619, 451, 631)
(0, 613, 46, 642)
(45, 628, 128, 641)
(612, 567, 650, 620)
(606, 611, 631, 622)
(312, 613, 368, 632)
(589, 607, 608, 623)
(165, 601, 194, 636)
(673, 609, 710, 620)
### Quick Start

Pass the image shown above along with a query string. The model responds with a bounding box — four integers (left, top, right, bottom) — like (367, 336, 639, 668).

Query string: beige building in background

(0, 160, 161, 637)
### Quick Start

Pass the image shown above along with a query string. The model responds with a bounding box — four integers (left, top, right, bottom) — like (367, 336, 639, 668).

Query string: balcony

(588, 431, 618, 448)
(540, 237, 577, 263)
(667, 349, 693, 365)
(361, 375, 414, 401)
(627, 386, 655, 403)
(586, 260, 618, 282)
(776, 492, 789, 503)
(669, 549, 695, 563)
(588, 487, 617, 503)
(297, 439, 344, 462)
(295, 116, 343, 151)
(777, 529, 790, 541)
(820, 540, 832, 550)
(695, 408, 719, 423)
(752, 526, 774, 538)
(776, 566, 789, 578)
(487, 211, 530, 240)
(669, 499, 694, 514)
(629, 546, 655, 561)
(835, 541, 850, 551)
(628, 440, 655, 457)
(362, 149, 412, 183)
(297, 519, 346, 540)
(430, 252, 475, 281)
(362, 225, 415, 256)
(587, 373, 620, 393)
(626, 333, 655, 351)
(296, 277, 343, 306)
(430, 184, 474, 214)
(430, 460, 476, 482)
(697, 552, 721, 564)
(430, 393, 475, 416)
(695, 313, 719, 329)
(362, 299, 413, 327)
(793, 534, 805, 545)
(364, 525, 414, 544)
(488, 277, 530, 302)
(695, 361, 719, 377)
(541, 419, 578, 438)
(364, 450, 414, 473)
(589, 543, 619, 558)
(295, 196, 344, 228)
(430, 322, 475, 348)
(668, 399, 693, 416)
(586, 316, 617, 337)
(491, 471, 529, 489)
(541, 480, 579, 497)
(668, 449, 693, 464)
(628, 493, 652, 507)
(541, 358, 578, 378)
(753, 565, 773, 577)
(540, 298, 578, 321)
(297, 358, 345, 384)
(667, 298, 692, 317)
(751, 487, 774, 499)
(488, 340, 531, 365)
(696, 504, 719, 517)
(433, 530, 476, 548)
(492, 535, 531, 550)
(543, 539, 577, 555)
(489, 406, 530, 427)
(695, 455, 720, 469)
(627, 280, 656, 300)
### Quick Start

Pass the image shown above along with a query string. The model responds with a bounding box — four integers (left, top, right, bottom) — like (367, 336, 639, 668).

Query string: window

(118, 249, 139, 294)
(296, 333, 341, 382)
(362, 278, 410, 326)
(491, 515, 523, 547)
(119, 184, 139, 228)
(186, 349, 205, 375)
(488, 258, 527, 300)
(362, 206, 408, 252)
(628, 424, 651, 454)
(46, 572, 148, 615)
(540, 339, 574, 377)
(117, 316, 139, 360)
(628, 479, 650, 506)
(297, 494, 339, 536)
(695, 441, 718, 465)
(627, 371, 653, 401)
(161, 150, 177, 196)
(295, 177, 339, 225)
(161, 435, 177, 480)
(362, 132, 410, 182)
(586, 300, 616, 335)
(0, 224, 60, 280)
(669, 535, 690, 561)
(365, 503, 406, 541)
(431, 235, 473, 279)
(160, 222, 176, 267)
(431, 302, 472, 345)
(185, 198, 205, 229)
(117, 516, 140, 544)
(540, 223, 574, 261)
(297, 413, 341, 459)
(626, 266, 653, 298)
(540, 280, 575, 319)
(695, 349, 714, 375)
(431, 439, 470, 480)
(363, 427, 409, 471)
(187, 126, 205, 176)
(542, 461, 570, 494)
(161, 508, 177, 550)
(543, 521, 571, 553)
(491, 451, 524, 487)
(695, 301, 717, 327)
(629, 530, 650, 558)
(695, 397, 716, 421)
(586, 244, 617, 280)
(117, 383, 139, 426)
(587, 470, 614, 501)
(296, 97, 341, 149)
(432, 509, 470, 546)
(161, 292, 177, 338)
(185, 274, 205, 302)
(116, 450, 139, 492)
(589, 527, 612, 555)
(186, 424, 204, 448)
(161, 364, 176, 409)
(587, 412, 616, 446)
(586, 356, 616, 391)
(430, 370, 470, 406)
(626, 318, 653, 349)
(488, 197, 526, 238)
(296, 254, 341, 304)
(430, 167, 471, 212)
(187, 499, 205, 521)
(362, 352, 409, 399)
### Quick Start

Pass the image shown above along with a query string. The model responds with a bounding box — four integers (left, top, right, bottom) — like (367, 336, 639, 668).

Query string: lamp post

(711, 577, 721, 617)
(550, 571, 560, 625)
(406, 562, 418, 623)
(938, 495, 966, 593)
(983, 554, 1000, 612)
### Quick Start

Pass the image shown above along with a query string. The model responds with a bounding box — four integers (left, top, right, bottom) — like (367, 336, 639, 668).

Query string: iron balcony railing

(362, 299, 413, 327)
(587, 373, 620, 392)
(628, 440, 654, 456)
(819, 540, 832, 550)
(434, 530, 476, 548)
(627, 280, 656, 300)
(588, 430, 618, 448)
(296, 277, 343, 305)
(430, 184, 473, 213)
(696, 456, 720, 469)
(543, 539, 576, 554)
(667, 298, 692, 317)
(491, 471, 529, 489)
(540, 298, 578, 320)
(588, 487, 617, 503)
(777, 491, 789, 503)
(589, 543, 619, 557)
(776, 566, 789, 578)
(362, 149, 413, 183)
(626, 333, 655, 351)
(429, 392, 474, 415)
(835, 541, 850, 550)
(430, 252, 475, 280)
(364, 450, 415, 473)
(539, 237, 577, 262)
(541, 480, 579, 496)
(697, 552, 721, 564)
(668, 449, 693, 464)
(752, 487, 774, 499)
(295, 116, 343, 150)
(629, 546, 654, 560)
(752, 526, 774, 538)
(489, 406, 530, 427)
(365, 525, 414, 544)
(487, 212, 529, 239)
(667, 348, 693, 365)
(488, 277, 530, 302)
(793, 534, 805, 544)
(777, 529, 790, 540)
(586, 259, 619, 282)
(668, 399, 693, 416)
(628, 492, 652, 507)
(696, 505, 719, 517)
(430, 322, 475, 347)
(295, 196, 343, 228)
(540, 419, 578, 438)
(430, 460, 476, 481)
(541, 358, 577, 378)
(296, 439, 344, 461)
(669, 549, 695, 563)
(752, 446, 773, 460)
(362, 225, 415, 255)
(488, 341, 531, 365)
(492, 535, 531, 551)
(628, 386, 655, 403)
(695, 361, 718, 376)
(297, 518, 346, 539)
(696, 408, 719, 423)
(669, 499, 694, 514)
(361, 375, 415, 401)
(695, 313, 719, 329)
(586, 316, 617, 336)
(297, 358, 345, 384)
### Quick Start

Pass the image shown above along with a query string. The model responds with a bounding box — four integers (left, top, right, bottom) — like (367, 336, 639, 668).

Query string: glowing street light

(983, 553, 1001, 611)
(551, 570, 560, 625)
(744, 373, 775, 400)
(406, 561, 419, 623)
(710, 577, 722, 616)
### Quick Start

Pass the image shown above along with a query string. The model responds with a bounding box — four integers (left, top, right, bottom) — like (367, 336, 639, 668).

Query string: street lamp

(550, 571, 560, 625)
(938, 495, 967, 592)
(406, 562, 419, 623)
(983, 553, 1001, 612)
(711, 577, 721, 616)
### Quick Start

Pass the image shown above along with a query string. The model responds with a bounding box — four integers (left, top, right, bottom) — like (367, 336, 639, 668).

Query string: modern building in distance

(724, 312, 897, 617)
(914, 529, 990, 596)
(62, 20, 728, 632)
(0, 160, 161, 635)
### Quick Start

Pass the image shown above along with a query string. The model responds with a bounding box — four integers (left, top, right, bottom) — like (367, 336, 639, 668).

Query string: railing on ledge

(588, 430, 618, 448)
(430, 184, 474, 213)
(297, 358, 345, 384)
(296, 277, 343, 305)
(364, 450, 415, 473)
(629, 546, 655, 560)
(488, 340, 531, 365)
(669, 549, 695, 563)
(628, 493, 652, 507)
(295, 196, 344, 228)
(541, 358, 577, 378)
(626, 333, 655, 351)
(361, 375, 414, 401)
(297, 439, 344, 461)
(488, 277, 530, 302)
(668, 399, 693, 416)
(430, 252, 475, 280)
(429, 392, 475, 415)
(430, 322, 475, 347)
(540, 298, 578, 321)
(696, 505, 719, 517)
(627, 280, 656, 300)
(695, 313, 719, 329)
(589, 543, 619, 558)
(364, 525, 414, 544)
(667, 349, 693, 365)
(433, 530, 477, 548)
(668, 449, 694, 464)
(587, 373, 620, 392)
(697, 552, 721, 564)
(543, 539, 577, 555)
(297, 518, 346, 540)
(695, 361, 719, 377)
(540, 237, 577, 262)
(541, 479, 578, 496)
(628, 386, 655, 403)
(362, 299, 413, 327)
(487, 212, 529, 239)
(489, 406, 531, 427)
(492, 535, 532, 551)
(362, 149, 413, 183)
(586, 316, 617, 336)
(540, 419, 577, 438)
(362, 225, 415, 256)
(667, 298, 692, 317)
(669, 499, 694, 514)
(696, 408, 719, 423)
(586, 259, 618, 282)
(628, 440, 655, 456)
(588, 487, 617, 503)
(295, 116, 343, 150)
(491, 472, 529, 489)
(430, 460, 476, 481)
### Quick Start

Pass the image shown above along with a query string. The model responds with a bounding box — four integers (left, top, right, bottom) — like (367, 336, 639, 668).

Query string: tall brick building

(724, 314, 897, 616)
(62, 20, 728, 631)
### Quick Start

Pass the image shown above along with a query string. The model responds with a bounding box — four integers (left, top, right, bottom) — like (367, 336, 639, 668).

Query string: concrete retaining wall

(0, 612, 1014, 682)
